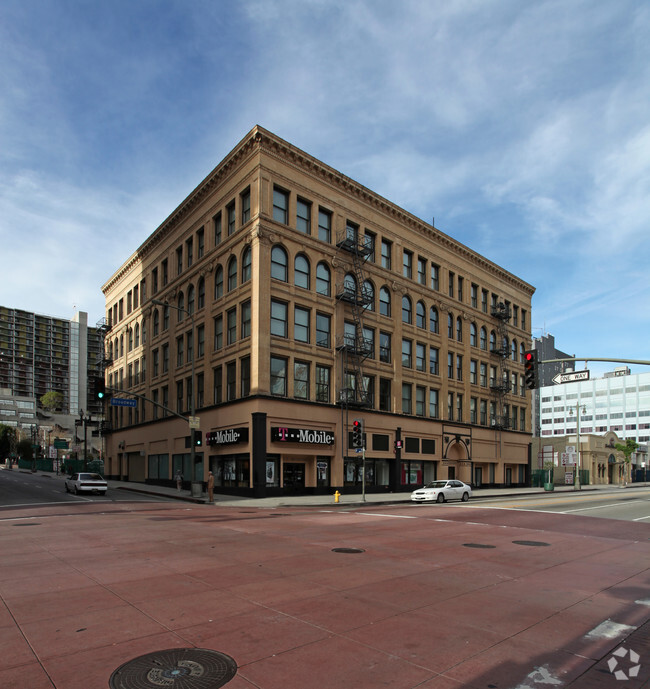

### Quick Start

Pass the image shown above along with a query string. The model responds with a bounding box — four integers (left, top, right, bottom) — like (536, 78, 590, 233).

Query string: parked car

(411, 480, 472, 503)
(65, 472, 107, 495)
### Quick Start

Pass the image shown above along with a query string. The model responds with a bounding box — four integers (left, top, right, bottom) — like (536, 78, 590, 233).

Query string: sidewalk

(23, 467, 635, 508)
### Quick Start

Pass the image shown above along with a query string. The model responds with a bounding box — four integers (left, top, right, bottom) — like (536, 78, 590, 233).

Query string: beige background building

(101, 126, 535, 497)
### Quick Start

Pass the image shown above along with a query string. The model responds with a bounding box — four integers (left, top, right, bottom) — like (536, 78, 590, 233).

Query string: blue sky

(1, 0, 648, 376)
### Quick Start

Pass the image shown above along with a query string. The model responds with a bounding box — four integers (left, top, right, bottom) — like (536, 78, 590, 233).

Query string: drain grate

(463, 543, 496, 549)
(331, 547, 365, 554)
(109, 648, 237, 689)
(512, 540, 550, 547)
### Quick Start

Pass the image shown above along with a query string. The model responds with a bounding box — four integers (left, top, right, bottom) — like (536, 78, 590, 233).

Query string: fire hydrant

(334, 490, 341, 504)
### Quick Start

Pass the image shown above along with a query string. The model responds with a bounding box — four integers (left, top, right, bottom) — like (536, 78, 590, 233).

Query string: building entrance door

(474, 466, 482, 488)
(283, 463, 305, 491)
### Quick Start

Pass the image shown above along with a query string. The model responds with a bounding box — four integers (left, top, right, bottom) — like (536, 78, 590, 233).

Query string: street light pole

(152, 299, 196, 485)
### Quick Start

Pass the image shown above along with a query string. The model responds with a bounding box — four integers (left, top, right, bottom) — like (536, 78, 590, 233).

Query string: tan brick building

(101, 126, 535, 497)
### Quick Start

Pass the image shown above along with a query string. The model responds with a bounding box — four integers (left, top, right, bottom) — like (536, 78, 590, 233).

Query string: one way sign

(552, 370, 590, 384)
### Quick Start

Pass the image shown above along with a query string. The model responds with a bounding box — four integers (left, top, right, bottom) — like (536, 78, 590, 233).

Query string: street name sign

(110, 398, 137, 408)
(189, 416, 201, 430)
(552, 370, 590, 385)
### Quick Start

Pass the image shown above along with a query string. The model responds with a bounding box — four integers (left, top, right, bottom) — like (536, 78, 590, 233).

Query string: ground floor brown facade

(105, 397, 531, 497)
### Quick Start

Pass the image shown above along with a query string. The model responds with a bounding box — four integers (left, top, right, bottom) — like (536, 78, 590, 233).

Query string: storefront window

(316, 457, 330, 486)
(213, 454, 249, 487)
(266, 455, 280, 487)
(344, 457, 390, 487)
(401, 460, 422, 485)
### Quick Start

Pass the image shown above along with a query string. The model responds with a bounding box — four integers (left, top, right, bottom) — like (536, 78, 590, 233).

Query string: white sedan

(411, 480, 472, 503)
(65, 472, 108, 496)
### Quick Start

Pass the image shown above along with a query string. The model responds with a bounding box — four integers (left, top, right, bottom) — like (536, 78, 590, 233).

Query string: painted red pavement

(0, 500, 648, 689)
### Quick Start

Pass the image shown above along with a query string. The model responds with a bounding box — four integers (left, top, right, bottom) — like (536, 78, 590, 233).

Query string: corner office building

(102, 126, 535, 496)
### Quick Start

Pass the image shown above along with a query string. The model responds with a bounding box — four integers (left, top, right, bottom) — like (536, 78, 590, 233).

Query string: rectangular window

(197, 227, 204, 258)
(379, 378, 391, 412)
(197, 325, 205, 358)
(273, 187, 289, 224)
(214, 211, 222, 245)
(429, 389, 439, 418)
(448, 393, 454, 420)
(457, 276, 463, 302)
(448, 352, 454, 378)
(318, 208, 331, 243)
(162, 343, 169, 373)
(363, 326, 375, 359)
(176, 380, 183, 414)
(186, 330, 193, 363)
(365, 230, 376, 262)
(186, 237, 193, 268)
(456, 354, 463, 381)
(271, 300, 288, 337)
(213, 366, 222, 404)
(480, 362, 487, 387)
(152, 348, 159, 377)
(402, 383, 412, 414)
(196, 373, 204, 408)
(416, 343, 426, 372)
(270, 356, 288, 396)
(480, 399, 487, 425)
(127, 291, 132, 315)
(316, 312, 330, 348)
(296, 198, 311, 233)
(241, 300, 251, 339)
(471, 284, 478, 308)
(176, 336, 184, 367)
(162, 259, 168, 286)
(227, 308, 237, 345)
(380, 331, 391, 363)
(152, 267, 158, 294)
(402, 339, 412, 368)
(294, 361, 310, 399)
(470, 398, 477, 424)
(241, 188, 251, 224)
(294, 305, 310, 342)
(416, 386, 426, 416)
(403, 249, 412, 279)
(240, 356, 250, 397)
(470, 359, 477, 385)
(214, 315, 223, 350)
(417, 257, 426, 285)
(482, 289, 488, 313)
(316, 364, 330, 402)
(226, 362, 236, 401)
(176, 246, 183, 276)
(227, 200, 236, 236)
(431, 263, 439, 291)
(381, 239, 392, 270)
(457, 394, 463, 422)
(426, 347, 438, 375)
(448, 271, 454, 298)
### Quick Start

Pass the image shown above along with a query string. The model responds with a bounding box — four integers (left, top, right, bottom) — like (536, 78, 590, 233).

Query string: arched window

(108, 340, 113, 359)
(316, 262, 330, 296)
(114, 337, 119, 357)
(177, 292, 185, 322)
(128, 327, 133, 351)
(363, 280, 374, 311)
(429, 307, 439, 334)
(134, 322, 140, 348)
(520, 342, 525, 363)
(120, 334, 124, 357)
(197, 277, 205, 309)
(480, 327, 487, 350)
(271, 245, 288, 281)
(447, 313, 454, 338)
(214, 266, 223, 299)
(295, 254, 310, 289)
(227, 257, 237, 291)
(456, 316, 463, 342)
(470, 323, 477, 347)
(187, 284, 195, 315)
(343, 273, 357, 299)
(379, 286, 391, 316)
(416, 301, 425, 328)
(141, 319, 147, 345)
(402, 295, 412, 324)
(242, 246, 252, 283)
(490, 330, 496, 351)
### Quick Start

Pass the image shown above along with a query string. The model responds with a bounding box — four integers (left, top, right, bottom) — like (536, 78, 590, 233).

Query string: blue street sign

(110, 398, 137, 408)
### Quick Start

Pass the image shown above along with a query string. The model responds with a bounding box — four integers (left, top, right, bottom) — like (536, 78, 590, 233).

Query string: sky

(1, 0, 648, 377)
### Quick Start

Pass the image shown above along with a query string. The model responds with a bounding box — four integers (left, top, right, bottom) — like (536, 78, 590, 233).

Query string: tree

(614, 438, 639, 485)
(40, 391, 64, 413)
(0, 424, 15, 459)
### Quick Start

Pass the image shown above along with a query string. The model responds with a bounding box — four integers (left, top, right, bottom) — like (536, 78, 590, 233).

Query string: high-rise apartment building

(102, 126, 535, 496)
(0, 308, 103, 420)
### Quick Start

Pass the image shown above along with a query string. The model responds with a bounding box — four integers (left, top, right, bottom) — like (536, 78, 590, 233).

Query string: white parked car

(65, 472, 108, 496)
(411, 480, 472, 503)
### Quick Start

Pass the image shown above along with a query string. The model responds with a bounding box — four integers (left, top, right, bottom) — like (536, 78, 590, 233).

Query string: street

(0, 473, 649, 688)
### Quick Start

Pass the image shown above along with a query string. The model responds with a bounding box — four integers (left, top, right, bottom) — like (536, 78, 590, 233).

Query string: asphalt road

(0, 469, 175, 507)
(465, 487, 650, 522)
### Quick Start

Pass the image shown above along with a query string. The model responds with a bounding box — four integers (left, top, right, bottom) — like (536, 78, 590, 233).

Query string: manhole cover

(463, 543, 496, 549)
(512, 540, 550, 547)
(331, 547, 365, 554)
(109, 648, 237, 689)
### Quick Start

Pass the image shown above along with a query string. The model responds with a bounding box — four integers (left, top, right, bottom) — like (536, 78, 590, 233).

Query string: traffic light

(351, 419, 364, 448)
(94, 377, 106, 400)
(524, 350, 539, 389)
(194, 430, 203, 447)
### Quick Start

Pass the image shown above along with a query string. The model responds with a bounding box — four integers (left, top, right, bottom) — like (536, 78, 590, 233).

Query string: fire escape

(95, 317, 112, 435)
(335, 224, 373, 408)
(490, 302, 511, 430)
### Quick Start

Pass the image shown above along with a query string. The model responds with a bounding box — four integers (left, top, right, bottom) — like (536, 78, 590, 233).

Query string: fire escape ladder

(490, 302, 512, 430)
